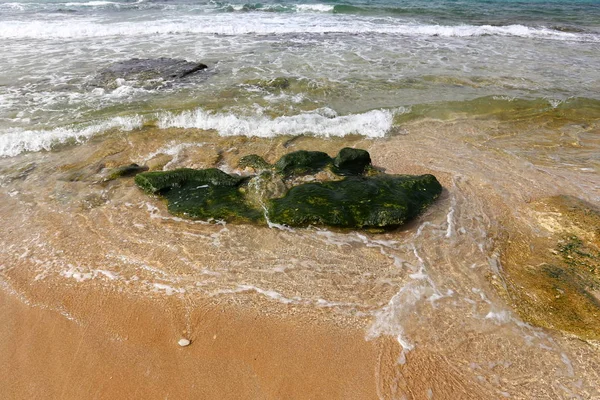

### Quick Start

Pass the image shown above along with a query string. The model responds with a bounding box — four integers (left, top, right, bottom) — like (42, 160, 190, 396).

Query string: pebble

(178, 338, 191, 347)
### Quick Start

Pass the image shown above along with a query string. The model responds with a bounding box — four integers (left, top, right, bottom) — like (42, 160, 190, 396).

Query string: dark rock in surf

(268, 174, 441, 229)
(332, 147, 372, 176)
(89, 58, 208, 90)
(274, 150, 332, 177)
(134, 148, 443, 230)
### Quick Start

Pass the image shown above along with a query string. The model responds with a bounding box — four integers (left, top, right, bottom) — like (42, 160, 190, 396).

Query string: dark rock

(274, 150, 332, 177)
(105, 163, 149, 181)
(238, 154, 271, 171)
(90, 58, 208, 89)
(134, 150, 443, 230)
(135, 168, 242, 194)
(135, 168, 260, 222)
(267, 174, 442, 229)
(333, 148, 372, 176)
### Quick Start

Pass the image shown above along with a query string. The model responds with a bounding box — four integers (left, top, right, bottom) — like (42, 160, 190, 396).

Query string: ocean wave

(156, 107, 394, 138)
(0, 18, 596, 41)
(64, 1, 121, 6)
(0, 116, 143, 158)
(0, 108, 393, 157)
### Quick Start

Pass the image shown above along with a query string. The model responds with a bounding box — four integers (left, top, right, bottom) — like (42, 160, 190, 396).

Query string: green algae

(267, 174, 442, 229)
(135, 149, 442, 230)
(332, 148, 372, 176)
(135, 168, 243, 194)
(238, 154, 272, 171)
(274, 150, 332, 176)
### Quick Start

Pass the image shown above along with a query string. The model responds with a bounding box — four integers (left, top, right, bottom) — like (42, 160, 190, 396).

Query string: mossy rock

(135, 168, 260, 222)
(105, 163, 149, 181)
(274, 150, 332, 177)
(134, 150, 443, 230)
(135, 168, 243, 194)
(238, 154, 272, 171)
(332, 148, 372, 176)
(267, 174, 442, 229)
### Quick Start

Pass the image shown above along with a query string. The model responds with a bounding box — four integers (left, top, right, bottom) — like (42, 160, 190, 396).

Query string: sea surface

(1, 0, 600, 155)
(1, 0, 600, 398)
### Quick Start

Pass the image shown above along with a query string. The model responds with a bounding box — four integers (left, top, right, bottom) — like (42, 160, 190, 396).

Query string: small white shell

(178, 338, 191, 347)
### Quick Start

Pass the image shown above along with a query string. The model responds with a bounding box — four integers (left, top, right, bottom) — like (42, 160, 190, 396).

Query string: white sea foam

(157, 108, 393, 138)
(1, 106, 393, 157)
(64, 1, 120, 6)
(295, 4, 334, 13)
(0, 17, 596, 42)
(0, 116, 143, 157)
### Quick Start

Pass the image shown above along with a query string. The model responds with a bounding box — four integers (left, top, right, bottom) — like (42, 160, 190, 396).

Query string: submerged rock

(135, 149, 442, 230)
(500, 195, 600, 341)
(238, 154, 271, 172)
(90, 58, 208, 89)
(244, 77, 291, 91)
(105, 163, 149, 181)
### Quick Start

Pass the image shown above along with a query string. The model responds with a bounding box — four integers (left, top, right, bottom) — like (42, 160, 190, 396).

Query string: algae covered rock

(135, 149, 443, 230)
(238, 154, 271, 171)
(332, 148, 372, 176)
(135, 168, 260, 222)
(135, 168, 242, 194)
(274, 150, 332, 177)
(267, 174, 442, 229)
(500, 195, 600, 341)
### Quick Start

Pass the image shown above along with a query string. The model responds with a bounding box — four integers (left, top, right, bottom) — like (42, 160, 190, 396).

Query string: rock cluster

(134, 148, 442, 230)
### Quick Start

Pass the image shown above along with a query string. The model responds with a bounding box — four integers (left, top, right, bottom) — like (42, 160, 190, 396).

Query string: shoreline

(0, 119, 599, 398)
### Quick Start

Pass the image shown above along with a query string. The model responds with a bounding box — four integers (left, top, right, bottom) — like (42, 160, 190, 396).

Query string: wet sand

(1, 270, 502, 400)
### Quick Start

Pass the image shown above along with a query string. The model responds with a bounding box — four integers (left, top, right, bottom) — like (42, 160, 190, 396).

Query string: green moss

(134, 151, 443, 230)
(134, 168, 243, 194)
(332, 148, 372, 176)
(238, 154, 272, 171)
(274, 150, 332, 177)
(267, 174, 442, 228)
(135, 168, 259, 222)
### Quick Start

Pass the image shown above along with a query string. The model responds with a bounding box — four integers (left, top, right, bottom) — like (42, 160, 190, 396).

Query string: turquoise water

(1, 0, 599, 155)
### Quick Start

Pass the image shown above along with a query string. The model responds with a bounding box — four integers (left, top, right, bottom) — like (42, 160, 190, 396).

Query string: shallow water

(1, 115, 599, 397)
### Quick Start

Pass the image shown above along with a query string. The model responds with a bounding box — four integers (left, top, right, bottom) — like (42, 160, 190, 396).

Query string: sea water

(1, 0, 599, 155)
